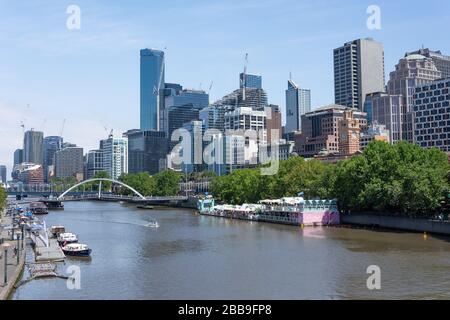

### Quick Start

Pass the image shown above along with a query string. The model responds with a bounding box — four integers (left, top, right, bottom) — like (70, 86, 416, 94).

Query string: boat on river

(198, 195, 340, 227)
(57, 232, 78, 245)
(29, 202, 49, 215)
(62, 243, 92, 257)
(145, 220, 159, 228)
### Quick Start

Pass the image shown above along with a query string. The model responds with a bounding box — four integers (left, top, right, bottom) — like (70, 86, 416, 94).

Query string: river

(11, 201, 450, 300)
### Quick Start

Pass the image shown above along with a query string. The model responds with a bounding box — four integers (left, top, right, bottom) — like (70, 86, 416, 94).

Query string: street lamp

(16, 231, 20, 265)
(2, 242, 11, 287)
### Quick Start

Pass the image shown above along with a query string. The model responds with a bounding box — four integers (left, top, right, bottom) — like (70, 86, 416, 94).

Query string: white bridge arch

(57, 178, 146, 200)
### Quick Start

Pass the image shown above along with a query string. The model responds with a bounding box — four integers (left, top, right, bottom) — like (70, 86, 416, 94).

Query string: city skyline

(1, 0, 450, 175)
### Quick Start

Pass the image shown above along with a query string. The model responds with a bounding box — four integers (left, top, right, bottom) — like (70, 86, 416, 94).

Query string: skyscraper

(54, 147, 84, 181)
(13, 149, 23, 165)
(240, 73, 262, 89)
(140, 48, 165, 131)
(85, 150, 103, 179)
(334, 38, 385, 110)
(0, 165, 6, 183)
(101, 135, 128, 180)
(285, 80, 311, 134)
(125, 129, 167, 175)
(43, 136, 63, 182)
(23, 130, 44, 165)
(372, 53, 442, 142)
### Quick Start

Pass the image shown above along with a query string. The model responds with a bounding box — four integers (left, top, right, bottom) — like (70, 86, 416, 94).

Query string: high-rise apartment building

(285, 80, 311, 133)
(334, 38, 385, 110)
(23, 130, 43, 165)
(140, 48, 165, 131)
(54, 147, 84, 181)
(413, 78, 450, 152)
(101, 136, 128, 180)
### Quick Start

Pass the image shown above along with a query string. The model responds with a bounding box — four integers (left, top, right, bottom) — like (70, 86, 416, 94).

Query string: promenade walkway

(0, 210, 26, 300)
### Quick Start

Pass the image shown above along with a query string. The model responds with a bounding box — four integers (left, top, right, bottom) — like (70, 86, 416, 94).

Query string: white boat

(62, 243, 92, 257)
(145, 221, 159, 228)
(57, 232, 78, 245)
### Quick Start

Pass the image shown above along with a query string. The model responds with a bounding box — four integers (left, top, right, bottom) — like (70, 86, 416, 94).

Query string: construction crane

(242, 53, 249, 101)
(59, 119, 66, 137)
(20, 121, 25, 133)
(208, 81, 214, 95)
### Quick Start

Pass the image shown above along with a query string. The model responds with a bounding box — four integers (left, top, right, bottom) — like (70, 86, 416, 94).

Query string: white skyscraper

(285, 80, 311, 134)
(101, 135, 128, 180)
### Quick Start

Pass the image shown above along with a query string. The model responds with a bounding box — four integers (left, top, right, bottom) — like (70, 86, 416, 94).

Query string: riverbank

(341, 213, 450, 236)
(0, 211, 26, 300)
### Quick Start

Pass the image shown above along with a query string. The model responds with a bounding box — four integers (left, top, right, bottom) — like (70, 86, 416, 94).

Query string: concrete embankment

(341, 213, 450, 236)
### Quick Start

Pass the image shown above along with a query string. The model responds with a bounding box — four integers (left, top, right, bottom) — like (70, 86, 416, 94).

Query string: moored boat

(62, 243, 92, 257)
(57, 232, 78, 245)
(29, 202, 49, 215)
(50, 225, 66, 237)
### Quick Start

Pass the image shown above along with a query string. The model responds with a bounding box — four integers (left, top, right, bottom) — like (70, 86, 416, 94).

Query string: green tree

(0, 185, 6, 212)
(119, 173, 156, 197)
(154, 170, 182, 196)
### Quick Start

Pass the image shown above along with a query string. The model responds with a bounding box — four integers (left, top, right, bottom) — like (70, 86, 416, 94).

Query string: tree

(154, 171, 182, 196)
(0, 185, 6, 212)
(119, 173, 156, 197)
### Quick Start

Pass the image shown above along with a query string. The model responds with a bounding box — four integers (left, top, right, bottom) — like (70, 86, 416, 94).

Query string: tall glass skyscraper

(285, 80, 311, 134)
(140, 49, 165, 131)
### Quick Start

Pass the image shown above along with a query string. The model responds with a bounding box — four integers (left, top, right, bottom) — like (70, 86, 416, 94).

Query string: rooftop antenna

(208, 81, 214, 95)
(59, 119, 66, 137)
(289, 72, 292, 81)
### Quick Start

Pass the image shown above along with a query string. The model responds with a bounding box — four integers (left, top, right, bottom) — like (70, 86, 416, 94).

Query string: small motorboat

(57, 232, 78, 245)
(145, 220, 159, 228)
(62, 243, 92, 257)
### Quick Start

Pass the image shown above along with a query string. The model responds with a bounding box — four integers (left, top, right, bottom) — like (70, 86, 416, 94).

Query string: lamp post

(16, 231, 20, 265)
(21, 224, 24, 250)
(2, 243, 11, 287)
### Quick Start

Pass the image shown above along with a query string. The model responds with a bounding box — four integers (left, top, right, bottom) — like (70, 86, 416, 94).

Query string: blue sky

(1, 0, 450, 174)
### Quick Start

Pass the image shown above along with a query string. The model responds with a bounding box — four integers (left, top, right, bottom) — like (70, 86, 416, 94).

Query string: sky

(0, 0, 449, 177)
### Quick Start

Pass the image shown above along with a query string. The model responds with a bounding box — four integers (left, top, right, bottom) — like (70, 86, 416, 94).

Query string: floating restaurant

(198, 196, 340, 227)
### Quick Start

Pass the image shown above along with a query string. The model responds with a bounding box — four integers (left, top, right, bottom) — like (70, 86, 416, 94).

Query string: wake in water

(61, 216, 154, 228)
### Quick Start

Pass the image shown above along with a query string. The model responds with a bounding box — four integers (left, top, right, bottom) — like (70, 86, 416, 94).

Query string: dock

(30, 231, 65, 262)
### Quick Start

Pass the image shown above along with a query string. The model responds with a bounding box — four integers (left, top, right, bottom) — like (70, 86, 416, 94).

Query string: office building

(0, 165, 6, 183)
(54, 147, 84, 181)
(43, 136, 63, 182)
(23, 129, 44, 165)
(266, 104, 282, 143)
(334, 38, 385, 110)
(240, 73, 262, 89)
(85, 149, 104, 179)
(372, 53, 442, 142)
(125, 130, 167, 175)
(14, 149, 23, 165)
(413, 78, 450, 152)
(140, 48, 165, 131)
(199, 105, 234, 131)
(294, 105, 367, 158)
(101, 135, 128, 180)
(179, 121, 206, 173)
(167, 105, 201, 152)
(406, 48, 450, 78)
(285, 80, 311, 133)
(162, 84, 209, 134)
(360, 122, 390, 151)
